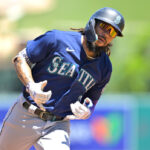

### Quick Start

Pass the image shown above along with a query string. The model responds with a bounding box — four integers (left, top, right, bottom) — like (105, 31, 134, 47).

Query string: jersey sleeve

(26, 30, 56, 63)
(80, 72, 111, 113)
(80, 56, 112, 113)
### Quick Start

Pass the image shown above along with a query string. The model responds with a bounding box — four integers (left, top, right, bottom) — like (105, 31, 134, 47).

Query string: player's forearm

(13, 56, 34, 86)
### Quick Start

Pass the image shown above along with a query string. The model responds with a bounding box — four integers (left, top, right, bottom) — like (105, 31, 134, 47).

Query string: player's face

(95, 22, 117, 47)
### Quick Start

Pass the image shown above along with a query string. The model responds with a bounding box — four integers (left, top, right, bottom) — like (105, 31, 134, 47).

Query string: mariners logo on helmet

(114, 16, 122, 25)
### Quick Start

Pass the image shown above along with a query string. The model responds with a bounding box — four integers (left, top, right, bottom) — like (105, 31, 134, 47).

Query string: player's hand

(26, 80, 52, 111)
(64, 98, 93, 120)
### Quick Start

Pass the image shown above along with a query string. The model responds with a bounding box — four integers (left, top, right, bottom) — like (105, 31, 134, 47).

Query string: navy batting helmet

(85, 7, 125, 42)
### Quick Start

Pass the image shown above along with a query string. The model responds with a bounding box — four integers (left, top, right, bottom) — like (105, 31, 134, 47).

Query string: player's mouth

(98, 35, 107, 45)
(98, 36, 105, 42)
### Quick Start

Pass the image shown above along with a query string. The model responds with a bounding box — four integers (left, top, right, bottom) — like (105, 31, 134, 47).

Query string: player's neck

(82, 36, 96, 59)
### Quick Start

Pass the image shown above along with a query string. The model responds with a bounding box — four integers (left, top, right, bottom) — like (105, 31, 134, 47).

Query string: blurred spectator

(0, 0, 56, 21)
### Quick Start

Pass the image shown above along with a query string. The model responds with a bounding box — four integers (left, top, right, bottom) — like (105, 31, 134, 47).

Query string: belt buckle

(39, 111, 50, 121)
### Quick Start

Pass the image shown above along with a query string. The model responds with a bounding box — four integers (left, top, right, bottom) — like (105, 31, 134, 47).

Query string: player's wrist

(26, 81, 35, 92)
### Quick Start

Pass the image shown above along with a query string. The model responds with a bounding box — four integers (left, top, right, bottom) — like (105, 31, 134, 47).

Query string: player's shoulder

(103, 52, 112, 71)
(46, 29, 81, 39)
(96, 52, 112, 82)
(97, 52, 112, 74)
(50, 29, 80, 35)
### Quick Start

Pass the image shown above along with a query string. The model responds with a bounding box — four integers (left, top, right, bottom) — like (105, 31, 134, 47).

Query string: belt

(23, 101, 64, 121)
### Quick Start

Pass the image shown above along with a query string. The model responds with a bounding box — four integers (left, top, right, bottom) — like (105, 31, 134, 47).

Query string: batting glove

(26, 80, 52, 111)
(65, 98, 93, 120)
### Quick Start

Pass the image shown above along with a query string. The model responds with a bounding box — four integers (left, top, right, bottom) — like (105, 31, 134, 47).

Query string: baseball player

(0, 7, 125, 150)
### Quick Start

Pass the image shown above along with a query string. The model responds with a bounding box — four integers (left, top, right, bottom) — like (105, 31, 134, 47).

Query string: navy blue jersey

(23, 30, 112, 117)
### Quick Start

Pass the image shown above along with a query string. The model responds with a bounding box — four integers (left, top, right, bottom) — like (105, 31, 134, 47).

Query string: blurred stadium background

(0, 0, 150, 150)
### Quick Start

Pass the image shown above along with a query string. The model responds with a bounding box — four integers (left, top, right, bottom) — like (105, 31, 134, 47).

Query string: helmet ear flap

(85, 19, 98, 42)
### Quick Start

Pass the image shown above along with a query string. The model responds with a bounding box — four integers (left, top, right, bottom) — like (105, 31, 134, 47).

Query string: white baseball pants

(0, 95, 70, 150)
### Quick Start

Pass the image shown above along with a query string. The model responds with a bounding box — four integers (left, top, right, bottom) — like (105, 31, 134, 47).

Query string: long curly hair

(70, 28, 112, 57)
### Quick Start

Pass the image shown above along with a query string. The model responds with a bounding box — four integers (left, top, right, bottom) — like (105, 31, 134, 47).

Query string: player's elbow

(12, 55, 23, 65)
(12, 55, 27, 72)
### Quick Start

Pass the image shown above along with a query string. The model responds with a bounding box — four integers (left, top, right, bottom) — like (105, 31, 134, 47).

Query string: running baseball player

(0, 7, 125, 150)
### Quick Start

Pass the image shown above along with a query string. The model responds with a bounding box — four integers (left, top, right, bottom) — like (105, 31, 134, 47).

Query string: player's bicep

(26, 31, 56, 63)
